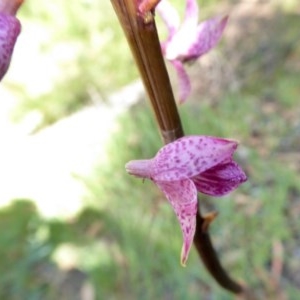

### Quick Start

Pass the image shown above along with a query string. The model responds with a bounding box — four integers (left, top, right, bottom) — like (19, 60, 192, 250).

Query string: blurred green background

(0, 0, 300, 299)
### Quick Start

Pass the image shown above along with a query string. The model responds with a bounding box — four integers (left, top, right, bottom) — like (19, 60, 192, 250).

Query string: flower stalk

(110, 0, 244, 294)
(110, 0, 183, 143)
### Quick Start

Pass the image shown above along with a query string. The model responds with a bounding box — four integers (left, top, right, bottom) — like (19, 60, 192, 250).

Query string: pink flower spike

(156, 0, 228, 102)
(0, 0, 23, 81)
(125, 135, 247, 265)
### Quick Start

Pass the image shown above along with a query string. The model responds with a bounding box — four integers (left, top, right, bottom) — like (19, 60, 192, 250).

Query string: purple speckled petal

(0, 12, 21, 80)
(156, 179, 198, 266)
(192, 161, 247, 196)
(152, 136, 238, 182)
(184, 15, 228, 60)
(170, 60, 191, 104)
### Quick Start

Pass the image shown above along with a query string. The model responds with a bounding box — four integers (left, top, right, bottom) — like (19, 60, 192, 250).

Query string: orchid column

(110, 0, 245, 294)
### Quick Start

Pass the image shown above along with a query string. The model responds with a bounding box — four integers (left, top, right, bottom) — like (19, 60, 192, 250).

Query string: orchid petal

(157, 0, 192, 60)
(156, 0, 180, 38)
(152, 136, 238, 182)
(163, 24, 196, 60)
(183, 0, 199, 30)
(170, 60, 191, 104)
(192, 161, 247, 196)
(0, 12, 20, 80)
(185, 15, 228, 60)
(156, 179, 197, 266)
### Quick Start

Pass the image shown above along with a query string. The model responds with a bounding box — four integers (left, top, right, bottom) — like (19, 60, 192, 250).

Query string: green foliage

(0, 200, 52, 300)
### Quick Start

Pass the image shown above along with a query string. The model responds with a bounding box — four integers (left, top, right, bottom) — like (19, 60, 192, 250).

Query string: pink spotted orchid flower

(0, 0, 23, 81)
(156, 0, 228, 103)
(125, 136, 247, 265)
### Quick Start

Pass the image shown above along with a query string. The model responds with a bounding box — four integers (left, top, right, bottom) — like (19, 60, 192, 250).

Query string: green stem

(110, 0, 244, 294)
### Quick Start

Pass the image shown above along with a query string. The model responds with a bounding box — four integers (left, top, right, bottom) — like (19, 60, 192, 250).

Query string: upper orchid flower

(0, 0, 23, 81)
(156, 0, 228, 103)
(126, 135, 247, 266)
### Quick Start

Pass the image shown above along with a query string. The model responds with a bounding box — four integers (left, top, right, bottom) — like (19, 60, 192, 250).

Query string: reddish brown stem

(110, 0, 183, 143)
(110, 0, 244, 294)
(194, 213, 243, 293)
